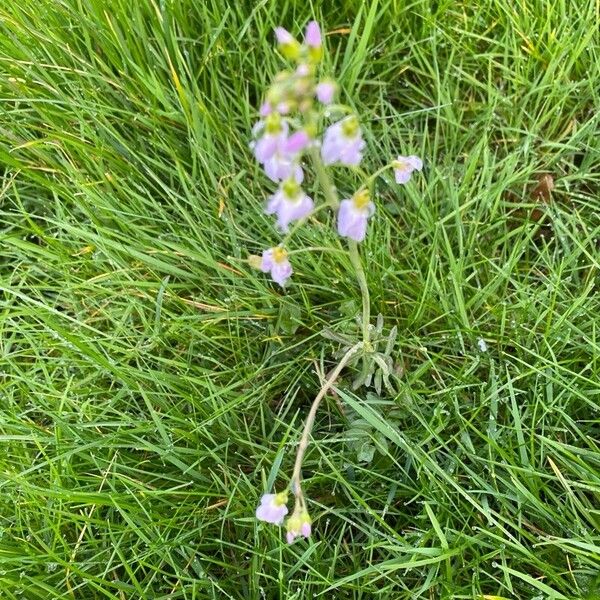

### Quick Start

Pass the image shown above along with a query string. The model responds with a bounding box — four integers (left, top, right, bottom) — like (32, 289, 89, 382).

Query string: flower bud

(305, 21, 323, 62)
(285, 505, 312, 543)
(275, 27, 301, 60)
(248, 254, 263, 269)
(316, 80, 337, 105)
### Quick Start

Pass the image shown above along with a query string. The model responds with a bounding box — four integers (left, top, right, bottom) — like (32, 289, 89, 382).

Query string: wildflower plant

(250, 21, 422, 543)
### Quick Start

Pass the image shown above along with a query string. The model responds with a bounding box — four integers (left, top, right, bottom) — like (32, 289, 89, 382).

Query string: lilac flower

(252, 116, 288, 164)
(252, 117, 304, 182)
(264, 153, 304, 183)
(296, 63, 310, 77)
(315, 80, 336, 105)
(275, 27, 295, 45)
(393, 155, 423, 184)
(260, 247, 293, 286)
(337, 189, 375, 242)
(284, 130, 311, 154)
(266, 179, 313, 232)
(285, 506, 312, 543)
(305, 21, 321, 47)
(321, 116, 365, 166)
(256, 491, 289, 524)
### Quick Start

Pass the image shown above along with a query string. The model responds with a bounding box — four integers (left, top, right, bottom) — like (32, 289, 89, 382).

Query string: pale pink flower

(264, 153, 303, 183)
(266, 179, 313, 232)
(337, 190, 375, 242)
(275, 27, 301, 60)
(304, 21, 323, 61)
(251, 118, 288, 164)
(315, 81, 336, 105)
(321, 117, 365, 166)
(393, 155, 423, 184)
(284, 130, 311, 154)
(275, 101, 291, 115)
(305, 21, 321, 48)
(252, 119, 303, 182)
(260, 247, 293, 287)
(256, 492, 289, 524)
(296, 64, 310, 77)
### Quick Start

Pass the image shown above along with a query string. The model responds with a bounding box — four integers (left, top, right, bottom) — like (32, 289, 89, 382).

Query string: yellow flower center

(272, 247, 288, 264)
(282, 178, 300, 199)
(392, 159, 407, 171)
(341, 116, 359, 138)
(273, 490, 287, 506)
(307, 45, 323, 63)
(352, 189, 370, 210)
(264, 113, 282, 134)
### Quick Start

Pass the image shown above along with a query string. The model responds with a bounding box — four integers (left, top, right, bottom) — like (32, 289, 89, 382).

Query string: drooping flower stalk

(290, 342, 363, 502)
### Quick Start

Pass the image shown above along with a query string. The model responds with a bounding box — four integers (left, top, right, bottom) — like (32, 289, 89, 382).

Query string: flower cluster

(250, 21, 422, 289)
(256, 491, 312, 545)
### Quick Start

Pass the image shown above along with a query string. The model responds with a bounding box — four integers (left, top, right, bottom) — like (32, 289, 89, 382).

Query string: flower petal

(305, 21, 321, 47)
(315, 81, 335, 104)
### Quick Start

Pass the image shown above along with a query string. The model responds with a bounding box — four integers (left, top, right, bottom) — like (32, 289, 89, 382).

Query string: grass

(0, 0, 599, 597)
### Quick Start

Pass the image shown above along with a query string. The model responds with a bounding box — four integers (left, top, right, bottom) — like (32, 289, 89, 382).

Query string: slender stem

(309, 146, 371, 344)
(291, 342, 363, 497)
(365, 162, 396, 185)
(309, 146, 339, 209)
(348, 240, 370, 345)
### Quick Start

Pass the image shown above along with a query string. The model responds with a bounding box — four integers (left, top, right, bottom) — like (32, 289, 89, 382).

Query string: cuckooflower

(259, 102, 273, 117)
(256, 491, 289, 524)
(337, 189, 375, 242)
(260, 247, 293, 286)
(266, 178, 313, 232)
(315, 80, 336, 105)
(252, 117, 303, 182)
(321, 116, 365, 166)
(252, 114, 288, 164)
(264, 152, 304, 183)
(296, 63, 311, 77)
(275, 101, 291, 115)
(305, 21, 321, 47)
(393, 155, 423, 184)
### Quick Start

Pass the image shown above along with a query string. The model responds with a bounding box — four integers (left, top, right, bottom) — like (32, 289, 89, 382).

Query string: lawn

(1, 0, 599, 598)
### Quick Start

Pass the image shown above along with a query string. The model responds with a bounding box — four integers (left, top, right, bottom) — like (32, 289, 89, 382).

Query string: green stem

(348, 240, 370, 345)
(309, 146, 371, 345)
(309, 146, 339, 209)
(365, 162, 395, 185)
